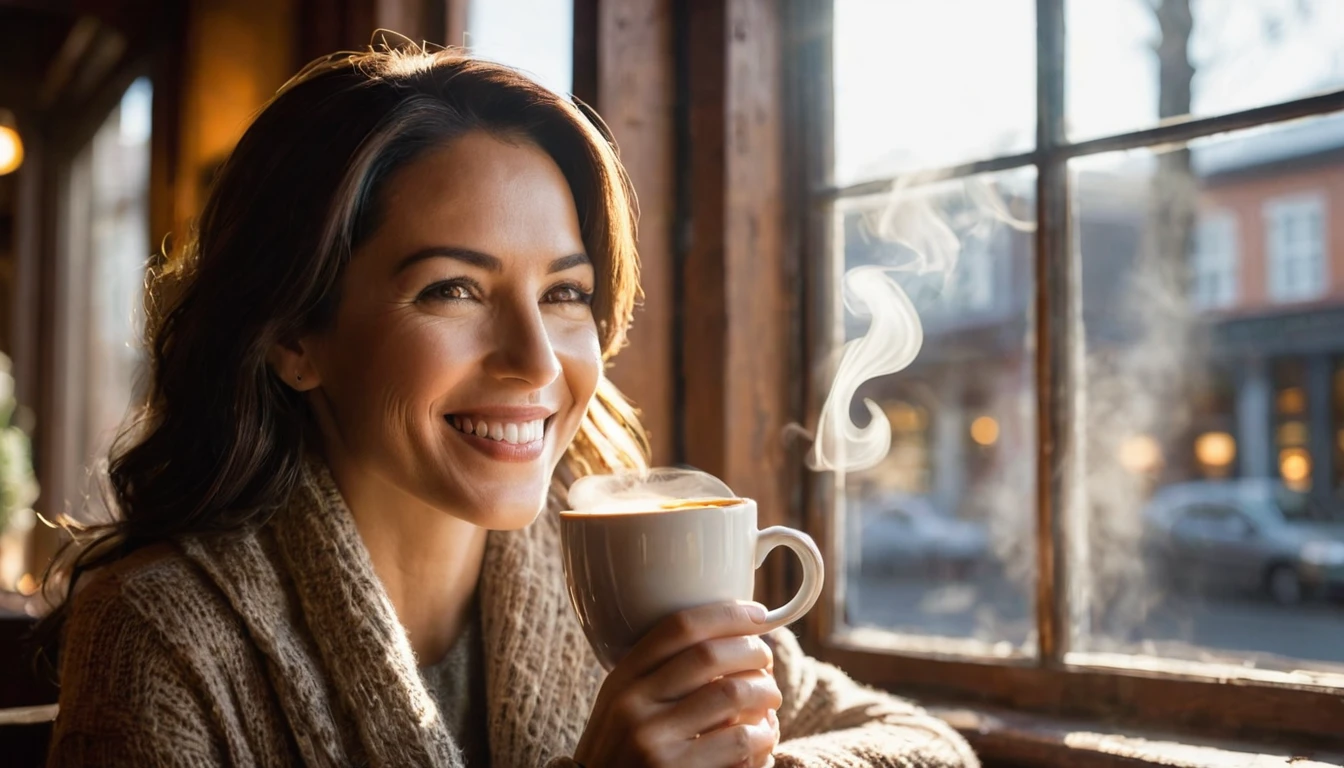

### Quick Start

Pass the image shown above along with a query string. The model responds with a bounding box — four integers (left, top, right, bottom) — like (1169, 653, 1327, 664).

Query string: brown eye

(420, 279, 477, 303)
(544, 283, 594, 305)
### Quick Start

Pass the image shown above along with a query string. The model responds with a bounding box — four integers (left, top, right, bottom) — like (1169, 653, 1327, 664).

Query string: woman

(43, 46, 979, 768)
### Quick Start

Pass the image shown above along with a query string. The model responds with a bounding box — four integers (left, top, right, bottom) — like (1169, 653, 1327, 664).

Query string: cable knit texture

(48, 460, 979, 767)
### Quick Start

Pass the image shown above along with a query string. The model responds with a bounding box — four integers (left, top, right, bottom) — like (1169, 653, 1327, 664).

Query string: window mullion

(1034, 0, 1071, 666)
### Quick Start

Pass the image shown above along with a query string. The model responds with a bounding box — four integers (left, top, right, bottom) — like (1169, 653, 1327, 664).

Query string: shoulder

(60, 540, 255, 687)
(51, 543, 245, 765)
(66, 541, 234, 643)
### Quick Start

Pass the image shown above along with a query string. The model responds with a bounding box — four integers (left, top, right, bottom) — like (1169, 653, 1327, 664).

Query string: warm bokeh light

(1276, 386, 1306, 415)
(885, 401, 927, 433)
(1280, 448, 1312, 489)
(0, 124, 23, 175)
(1194, 431, 1236, 468)
(16, 572, 37, 596)
(1277, 420, 1308, 447)
(970, 415, 1000, 446)
(1118, 434, 1162, 473)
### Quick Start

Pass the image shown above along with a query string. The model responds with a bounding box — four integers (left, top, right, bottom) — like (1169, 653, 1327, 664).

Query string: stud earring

(296, 374, 303, 382)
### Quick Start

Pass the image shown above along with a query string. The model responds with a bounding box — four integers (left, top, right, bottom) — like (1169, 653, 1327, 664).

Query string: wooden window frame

(788, 0, 1344, 747)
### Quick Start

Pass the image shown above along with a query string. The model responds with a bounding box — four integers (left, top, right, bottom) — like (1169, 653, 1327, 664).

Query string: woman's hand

(573, 601, 782, 768)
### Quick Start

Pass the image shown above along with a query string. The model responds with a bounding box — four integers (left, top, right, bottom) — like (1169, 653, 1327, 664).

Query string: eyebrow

(395, 247, 591, 275)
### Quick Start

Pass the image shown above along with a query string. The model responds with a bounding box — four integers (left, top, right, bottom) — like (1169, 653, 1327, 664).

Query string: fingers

(692, 714, 778, 768)
(618, 601, 768, 682)
(646, 635, 774, 702)
(662, 669, 782, 736)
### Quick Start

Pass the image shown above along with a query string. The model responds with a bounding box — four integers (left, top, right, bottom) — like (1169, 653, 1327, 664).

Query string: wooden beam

(575, 0, 678, 466)
(445, 0, 467, 48)
(38, 16, 99, 110)
(149, 0, 186, 255)
(681, 0, 790, 526)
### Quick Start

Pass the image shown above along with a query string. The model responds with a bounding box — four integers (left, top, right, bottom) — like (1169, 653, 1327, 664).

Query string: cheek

(554, 321, 602, 407)
(321, 314, 480, 416)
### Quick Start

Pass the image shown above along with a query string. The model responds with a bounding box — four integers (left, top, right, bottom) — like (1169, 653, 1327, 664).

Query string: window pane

(85, 79, 153, 514)
(1067, 0, 1344, 141)
(831, 167, 1037, 655)
(832, 0, 1035, 187)
(1070, 113, 1344, 675)
(467, 0, 573, 95)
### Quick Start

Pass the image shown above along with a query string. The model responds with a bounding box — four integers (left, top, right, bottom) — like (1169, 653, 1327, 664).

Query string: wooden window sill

(929, 704, 1344, 768)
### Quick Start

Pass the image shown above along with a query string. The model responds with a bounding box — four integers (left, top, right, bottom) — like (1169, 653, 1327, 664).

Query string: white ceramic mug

(560, 497, 824, 670)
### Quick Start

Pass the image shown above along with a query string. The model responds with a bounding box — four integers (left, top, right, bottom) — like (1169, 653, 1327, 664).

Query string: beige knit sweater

(48, 461, 979, 767)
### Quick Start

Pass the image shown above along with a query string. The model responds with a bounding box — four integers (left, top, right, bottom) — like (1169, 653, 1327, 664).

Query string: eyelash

(418, 278, 594, 306)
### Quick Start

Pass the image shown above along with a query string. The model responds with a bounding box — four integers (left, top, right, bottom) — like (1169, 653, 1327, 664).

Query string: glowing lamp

(0, 109, 22, 176)
(1194, 431, 1236, 468)
(1280, 448, 1311, 489)
(970, 416, 999, 446)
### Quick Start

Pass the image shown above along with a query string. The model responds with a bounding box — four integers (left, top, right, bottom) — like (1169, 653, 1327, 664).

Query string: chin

(443, 483, 551, 531)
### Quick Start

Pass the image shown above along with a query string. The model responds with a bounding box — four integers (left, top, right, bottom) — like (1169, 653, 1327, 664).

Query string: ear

(267, 336, 321, 392)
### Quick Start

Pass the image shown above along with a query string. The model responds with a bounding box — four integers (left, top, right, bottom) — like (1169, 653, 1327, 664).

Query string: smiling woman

(34, 44, 977, 768)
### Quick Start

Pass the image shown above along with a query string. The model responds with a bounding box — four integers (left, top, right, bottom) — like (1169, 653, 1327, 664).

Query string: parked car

(1143, 479, 1344, 605)
(854, 493, 989, 580)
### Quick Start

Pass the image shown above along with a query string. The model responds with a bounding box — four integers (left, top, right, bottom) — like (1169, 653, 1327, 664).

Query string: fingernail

(747, 603, 767, 623)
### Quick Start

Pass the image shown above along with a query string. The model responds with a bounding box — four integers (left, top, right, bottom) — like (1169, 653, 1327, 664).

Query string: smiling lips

(445, 410, 552, 462)
(448, 415, 545, 445)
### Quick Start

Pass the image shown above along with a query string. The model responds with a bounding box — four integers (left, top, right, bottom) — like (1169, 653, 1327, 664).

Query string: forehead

(369, 131, 585, 260)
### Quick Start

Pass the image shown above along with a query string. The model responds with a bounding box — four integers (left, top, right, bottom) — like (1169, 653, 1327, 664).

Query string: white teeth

(450, 416, 546, 444)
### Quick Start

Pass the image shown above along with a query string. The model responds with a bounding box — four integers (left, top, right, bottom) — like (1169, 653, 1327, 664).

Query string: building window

(1190, 211, 1238, 310)
(1334, 359, 1344, 497)
(1265, 194, 1327, 303)
(947, 227, 1001, 313)
(1272, 359, 1312, 493)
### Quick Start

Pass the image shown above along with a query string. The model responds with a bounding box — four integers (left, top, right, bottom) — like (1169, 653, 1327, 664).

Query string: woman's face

(298, 131, 600, 529)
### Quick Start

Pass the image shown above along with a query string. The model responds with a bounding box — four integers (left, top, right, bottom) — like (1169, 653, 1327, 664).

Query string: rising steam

(808, 176, 1031, 473)
(568, 467, 736, 514)
(808, 266, 924, 472)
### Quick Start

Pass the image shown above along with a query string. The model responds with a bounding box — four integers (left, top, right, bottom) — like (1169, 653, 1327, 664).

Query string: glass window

(1067, 0, 1344, 141)
(833, 168, 1037, 655)
(1071, 116, 1344, 673)
(1190, 211, 1238, 310)
(832, 0, 1035, 186)
(55, 77, 152, 521)
(814, 0, 1344, 734)
(466, 0, 573, 95)
(1264, 194, 1328, 303)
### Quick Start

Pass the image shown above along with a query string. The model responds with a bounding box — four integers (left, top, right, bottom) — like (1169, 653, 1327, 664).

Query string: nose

(483, 297, 562, 388)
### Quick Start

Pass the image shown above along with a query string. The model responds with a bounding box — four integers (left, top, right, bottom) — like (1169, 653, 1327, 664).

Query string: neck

(322, 451, 488, 666)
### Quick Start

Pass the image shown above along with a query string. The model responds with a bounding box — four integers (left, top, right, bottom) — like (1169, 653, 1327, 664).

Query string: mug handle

(753, 526, 825, 632)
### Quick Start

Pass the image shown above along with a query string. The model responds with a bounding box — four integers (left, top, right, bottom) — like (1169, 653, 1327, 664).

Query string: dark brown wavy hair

(37, 44, 649, 648)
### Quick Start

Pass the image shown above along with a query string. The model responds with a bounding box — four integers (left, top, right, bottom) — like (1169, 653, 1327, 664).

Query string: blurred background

(2, 0, 1344, 764)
